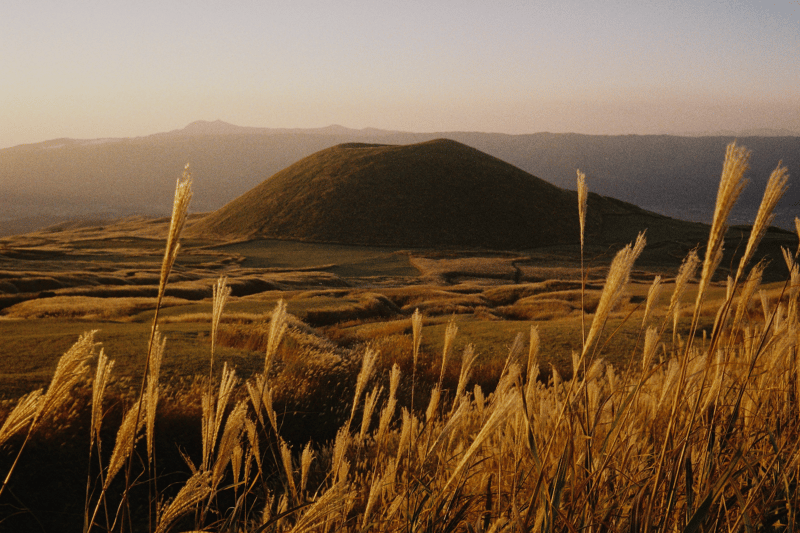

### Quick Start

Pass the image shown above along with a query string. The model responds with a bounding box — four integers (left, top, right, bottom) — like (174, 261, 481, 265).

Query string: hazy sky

(2, 0, 799, 149)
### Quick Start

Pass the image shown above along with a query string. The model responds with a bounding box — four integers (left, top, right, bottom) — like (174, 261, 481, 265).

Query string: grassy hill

(3, 123, 797, 237)
(190, 139, 706, 250)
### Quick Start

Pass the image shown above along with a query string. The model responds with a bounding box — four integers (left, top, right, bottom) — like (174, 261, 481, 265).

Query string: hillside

(2, 122, 797, 237)
(190, 139, 706, 250)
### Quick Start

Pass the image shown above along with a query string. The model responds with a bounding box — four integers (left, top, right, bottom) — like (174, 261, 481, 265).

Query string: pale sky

(2, 0, 799, 149)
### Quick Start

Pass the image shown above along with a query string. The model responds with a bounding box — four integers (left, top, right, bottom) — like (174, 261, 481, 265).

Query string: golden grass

(1, 142, 799, 532)
(409, 255, 520, 282)
(3, 295, 194, 320)
(498, 298, 577, 320)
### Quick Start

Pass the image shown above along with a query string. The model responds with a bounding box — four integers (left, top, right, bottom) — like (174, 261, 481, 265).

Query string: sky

(2, 0, 799, 149)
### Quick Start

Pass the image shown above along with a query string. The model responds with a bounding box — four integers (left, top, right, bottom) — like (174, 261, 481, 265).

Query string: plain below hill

(189, 139, 708, 251)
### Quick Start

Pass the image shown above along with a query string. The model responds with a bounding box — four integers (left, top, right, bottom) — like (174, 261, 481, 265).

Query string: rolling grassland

(1, 144, 799, 532)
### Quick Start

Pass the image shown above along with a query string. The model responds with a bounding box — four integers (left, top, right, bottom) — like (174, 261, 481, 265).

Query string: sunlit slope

(191, 139, 705, 249)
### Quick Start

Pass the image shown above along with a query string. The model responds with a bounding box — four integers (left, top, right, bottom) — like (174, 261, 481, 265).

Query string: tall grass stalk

(577, 170, 588, 348)
(210, 275, 232, 379)
(109, 165, 192, 530)
(84, 348, 114, 532)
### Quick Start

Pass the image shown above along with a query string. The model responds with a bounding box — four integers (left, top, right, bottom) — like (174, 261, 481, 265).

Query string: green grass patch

(213, 239, 417, 277)
(0, 318, 263, 398)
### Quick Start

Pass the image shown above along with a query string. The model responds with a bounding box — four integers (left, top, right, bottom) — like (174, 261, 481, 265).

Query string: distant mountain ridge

(680, 128, 800, 137)
(160, 120, 401, 138)
(166, 120, 800, 140)
(1, 121, 798, 237)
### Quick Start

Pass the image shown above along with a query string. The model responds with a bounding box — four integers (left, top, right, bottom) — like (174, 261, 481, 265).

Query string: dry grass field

(0, 144, 798, 532)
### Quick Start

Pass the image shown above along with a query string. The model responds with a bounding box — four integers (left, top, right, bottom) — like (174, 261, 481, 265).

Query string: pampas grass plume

(667, 250, 700, 320)
(244, 417, 263, 476)
(425, 385, 441, 422)
(280, 438, 298, 501)
(696, 142, 749, 304)
(210, 275, 231, 375)
(439, 317, 458, 385)
(347, 347, 378, 431)
(300, 442, 315, 495)
(37, 330, 97, 425)
(159, 164, 193, 300)
(642, 275, 662, 327)
(439, 386, 518, 496)
(359, 385, 382, 440)
(105, 397, 145, 490)
(212, 399, 247, 489)
(203, 363, 237, 470)
(527, 325, 540, 382)
(734, 261, 765, 329)
(288, 480, 352, 533)
(577, 169, 588, 248)
(735, 162, 789, 281)
(91, 349, 113, 448)
(265, 300, 288, 376)
(452, 344, 478, 414)
(583, 232, 646, 358)
(247, 374, 279, 434)
(155, 471, 211, 533)
(641, 327, 659, 371)
(331, 426, 350, 483)
(411, 308, 422, 368)
(0, 390, 43, 449)
(377, 364, 401, 444)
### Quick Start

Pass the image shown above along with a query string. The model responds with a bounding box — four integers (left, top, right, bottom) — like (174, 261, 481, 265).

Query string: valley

(1, 210, 792, 399)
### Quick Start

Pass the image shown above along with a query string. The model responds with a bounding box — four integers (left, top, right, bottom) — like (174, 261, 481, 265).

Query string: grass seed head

(577, 169, 588, 249)
(300, 442, 315, 495)
(212, 400, 247, 488)
(265, 300, 288, 376)
(359, 385, 382, 440)
(331, 426, 350, 483)
(105, 397, 145, 490)
(668, 249, 700, 319)
(0, 390, 43, 449)
(736, 161, 789, 281)
(583, 232, 646, 358)
(36, 331, 97, 427)
(155, 471, 211, 533)
(642, 327, 659, 371)
(347, 347, 379, 431)
(91, 349, 113, 447)
(159, 164, 193, 299)
(426, 385, 441, 422)
(411, 308, 423, 368)
(439, 317, 458, 385)
(642, 275, 663, 327)
(452, 344, 478, 413)
(734, 261, 765, 329)
(280, 438, 298, 501)
(377, 364, 401, 443)
(210, 275, 232, 369)
(527, 325, 540, 381)
(697, 142, 750, 302)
